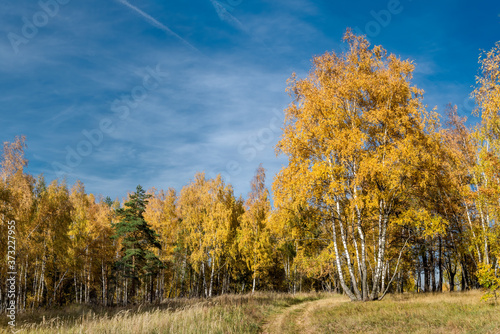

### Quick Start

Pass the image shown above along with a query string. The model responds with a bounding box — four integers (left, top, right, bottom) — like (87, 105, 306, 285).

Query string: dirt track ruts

(261, 295, 348, 334)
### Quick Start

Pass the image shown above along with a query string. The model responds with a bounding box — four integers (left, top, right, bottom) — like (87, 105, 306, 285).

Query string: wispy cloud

(3, 0, 498, 200)
(209, 0, 247, 32)
(114, 0, 200, 53)
(41, 105, 79, 127)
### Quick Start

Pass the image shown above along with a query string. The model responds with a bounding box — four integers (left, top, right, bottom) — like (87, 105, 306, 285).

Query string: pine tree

(112, 185, 163, 303)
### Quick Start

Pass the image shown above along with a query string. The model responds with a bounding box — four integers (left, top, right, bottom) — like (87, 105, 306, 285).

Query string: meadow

(1, 290, 499, 333)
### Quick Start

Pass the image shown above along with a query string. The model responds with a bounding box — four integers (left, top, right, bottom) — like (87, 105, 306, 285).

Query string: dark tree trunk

(437, 237, 443, 292)
(422, 249, 430, 292)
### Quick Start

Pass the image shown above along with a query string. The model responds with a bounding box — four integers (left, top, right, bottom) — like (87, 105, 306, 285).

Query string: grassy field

(270, 290, 500, 334)
(0, 290, 498, 333)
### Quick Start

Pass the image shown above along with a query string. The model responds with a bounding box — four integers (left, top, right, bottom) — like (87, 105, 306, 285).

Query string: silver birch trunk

(354, 190, 369, 300)
(209, 260, 215, 297)
(478, 203, 489, 265)
(201, 261, 207, 297)
(370, 205, 388, 300)
(336, 201, 362, 300)
(331, 212, 357, 301)
(101, 259, 107, 306)
(464, 200, 482, 263)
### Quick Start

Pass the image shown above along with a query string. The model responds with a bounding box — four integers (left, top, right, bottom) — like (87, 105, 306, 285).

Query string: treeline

(0, 147, 292, 308)
(1, 31, 500, 308)
(272, 31, 499, 301)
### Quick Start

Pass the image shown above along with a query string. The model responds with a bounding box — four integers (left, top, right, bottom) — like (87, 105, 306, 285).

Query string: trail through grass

(0, 292, 326, 334)
(261, 295, 348, 334)
(1, 290, 498, 333)
(263, 290, 500, 334)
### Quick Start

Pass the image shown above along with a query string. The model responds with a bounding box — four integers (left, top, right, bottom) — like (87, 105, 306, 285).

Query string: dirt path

(261, 296, 348, 334)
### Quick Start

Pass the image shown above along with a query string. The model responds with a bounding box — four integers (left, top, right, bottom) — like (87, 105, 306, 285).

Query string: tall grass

(0, 292, 324, 334)
(1, 290, 497, 333)
(310, 290, 500, 334)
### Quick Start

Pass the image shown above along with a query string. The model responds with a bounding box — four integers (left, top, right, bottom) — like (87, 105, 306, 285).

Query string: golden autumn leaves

(275, 30, 435, 301)
(273, 30, 499, 301)
(1, 30, 499, 307)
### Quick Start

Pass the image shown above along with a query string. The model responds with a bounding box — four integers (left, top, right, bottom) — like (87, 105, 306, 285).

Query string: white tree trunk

(336, 201, 362, 300)
(331, 208, 357, 301)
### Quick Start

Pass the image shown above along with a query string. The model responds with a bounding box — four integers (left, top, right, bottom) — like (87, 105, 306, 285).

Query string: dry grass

(1, 290, 498, 334)
(261, 294, 349, 334)
(309, 290, 500, 334)
(0, 292, 324, 334)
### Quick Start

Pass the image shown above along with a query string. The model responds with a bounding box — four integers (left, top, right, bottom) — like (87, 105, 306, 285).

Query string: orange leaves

(1, 135, 28, 182)
(238, 165, 272, 279)
(277, 30, 431, 204)
(178, 172, 239, 270)
(474, 42, 500, 137)
(144, 187, 178, 261)
(273, 30, 448, 299)
(395, 208, 447, 237)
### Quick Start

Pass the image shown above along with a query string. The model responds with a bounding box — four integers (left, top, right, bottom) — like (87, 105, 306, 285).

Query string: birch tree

(274, 30, 440, 301)
(144, 187, 180, 299)
(238, 164, 272, 293)
(178, 173, 239, 297)
(472, 41, 500, 286)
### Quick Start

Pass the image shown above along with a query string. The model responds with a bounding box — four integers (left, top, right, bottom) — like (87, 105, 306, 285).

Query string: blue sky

(1, 0, 499, 201)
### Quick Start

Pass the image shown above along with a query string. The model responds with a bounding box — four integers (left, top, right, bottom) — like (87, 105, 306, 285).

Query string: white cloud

(114, 0, 200, 53)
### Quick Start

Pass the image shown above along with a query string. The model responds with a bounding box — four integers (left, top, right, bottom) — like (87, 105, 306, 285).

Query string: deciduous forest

(1, 31, 499, 310)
